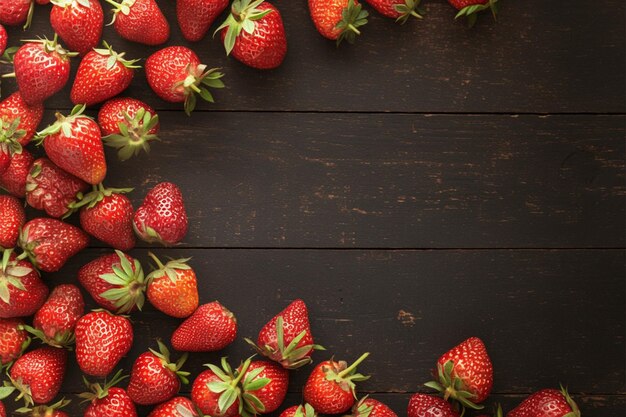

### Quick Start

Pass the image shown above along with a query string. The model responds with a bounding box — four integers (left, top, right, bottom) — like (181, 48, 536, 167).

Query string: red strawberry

(0, 0, 33, 27)
(99, 97, 160, 161)
(508, 387, 580, 417)
(171, 301, 237, 352)
(191, 357, 245, 417)
(280, 404, 317, 417)
(425, 337, 493, 409)
(349, 397, 398, 417)
(148, 396, 199, 417)
(70, 42, 139, 106)
(79, 370, 138, 417)
(107, 0, 170, 45)
(12, 35, 76, 105)
(13, 398, 71, 417)
(78, 250, 145, 314)
(146, 252, 199, 318)
(30, 284, 84, 348)
(364, 0, 422, 23)
(0, 318, 29, 365)
(133, 182, 189, 245)
(18, 217, 89, 272)
(0, 148, 34, 198)
(127, 340, 190, 405)
(145, 46, 224, 115)
(74, 309, 134, 377)
(9, 346, 67, 405)
(0, 91, 44, 147)
(38, 104, 107, 185)
(217, 0, 287, 70)
(177, 0, 229, 42)
(50, 0, 104, 55)
(448, 0, 498, 27)
(407, 394, 459, 417)
(240, 360, 289, 414)
(308, 0, 368, 44)
(0, 250, 48, 318)
(0, 196, 25, 249)
(0, 24, 6, 55)
(303, 353, 370, 414)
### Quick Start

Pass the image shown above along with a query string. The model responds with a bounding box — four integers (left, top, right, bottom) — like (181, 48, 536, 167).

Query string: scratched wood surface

(2, 0, 625, 416)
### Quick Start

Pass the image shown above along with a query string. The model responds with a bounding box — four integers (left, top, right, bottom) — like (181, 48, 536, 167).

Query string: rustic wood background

(2, 0, 625, 416)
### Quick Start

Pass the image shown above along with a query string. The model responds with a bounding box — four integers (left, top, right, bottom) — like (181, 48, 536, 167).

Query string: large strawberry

(74, 309, 134, 377)
(146, 252, 198, 318)
(177, 0, 229, 42)
(0, 91, 44, 151)
(424, 337, 493, 409)
(37, 104, 107, 185)
(0, 195, 25, 249)
(0, 0, 33, 28)
(0, 317, 29, 365)
(280, 404, 317, 417)
(171, 301, 237, 352)
(364, 0, 422, 24)
(348, 397, 398, 417)
(50, 0, 104, 55)
(0, 147, 34, 198)
(303, 353, 370, 414)
(145, 46, 224, 115)
(78, 250, 145, 314)
(148, 396, 200, 417)
(133, 182, 189, 245)
(127, 340, 190, 405)
(12, 398, 71, 417)
(79, 370, 138, 417)
(0, 250, 48, 318)
(508, 387, 580, 417)
(18, 218, 89, 272)
(308, 0, 368, 45)
(216, 0, 287, 70)
(29, 284, 84, 348)
(240, 360, 289, 414)
(449, 0, 499, 27)
(8, 346, 67, 406)
(407, 394, 459, 417)
(70, 42, 140, 106)
(191, 357, 247, 417)
(107, 0, 170, 45)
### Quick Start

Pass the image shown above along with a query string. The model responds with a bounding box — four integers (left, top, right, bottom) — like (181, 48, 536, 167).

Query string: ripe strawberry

(349, 397, 397, 417)
(508, 387, 580, 417)
(107, 0, 170, 45)
(37, 104, 107, 185)
(216, 0, 287, 70)
(8, 346, 67, 405)
(13, 398, 71, 417)
(79, 370, 138, 417)
(74, 309, 134, 377)
(424, 337, 493, 409)
(364, 0, 422, 23)
(191, 357, 246, 417)
(146, 252, 198, 318)
(280, 404, 317, 417)
(18, 217, 89, 272)
(0, 250, 48, 318)
(128, 340, 190, 405)
(308, 0, 368, 45)
(78, 250, 145, 314)
(148, 396, 199, 417)
(449, 0, 499, 27)
(0, 0, 33, 27)
(145, 46, 224, 115)
(0, 148, 34, 198)
(30, 284, 84, 348)
(240, 360, 289, 414)
(99, 97, 160, 161)
(0, 91, 44, 147)
(0, 24, 6, 55)
(0, 318, 29, 365)
(303, 353, 370, 414)
(407, 394, 459, 417)
(0, 195, 25, 249)
(50, 0, 104, 55)
(177, 0, 229, 42)
(171, 301, 237, 352)
(133, 182, 189, 245)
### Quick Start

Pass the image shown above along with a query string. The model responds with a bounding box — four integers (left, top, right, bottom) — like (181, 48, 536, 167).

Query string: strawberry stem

(337, 352, 369, 378)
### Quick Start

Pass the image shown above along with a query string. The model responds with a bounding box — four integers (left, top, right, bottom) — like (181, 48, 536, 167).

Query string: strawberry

(246, 299, 321, 369)
(79, 370, 138, 417)
(240, 360, 289, 414)
(508, 387, 580, 417)
(146, 252, 198, 318)
(424, 337, 493, 409)
(448, 0, 499, 27)
(308, 0, 368, 45)
(128, 340, 190, 405)
(0, 318, 30, 365)
(29, 284, 84, 348)
(78, 250, 145, 314)
(106, 0, 170, 45)
(216, 0, 287, 70)
(12, 35, 77, 105)
(70, 42, 140, 106)
(74, 309, 134, 377)
(0, 24, 6, 55)
(364, 0, 422, 23)
(280, 404, 317, 417)
(177, 0, 229, 42)
(0, 91, 44, 147)
(13, 398, 71, 417)
(303, 353, 370, 414)
(8, 346, 67, 406)
(145, 46, 224, 115)
(191, 357, 246, 417)
(148, 396, 200, 417)
(0, 196, 25, 249)
(50, 0, 104, 56)
(0, 250, 48, 318)
(133, 182, 189, 245)
(37, 104, 107, 185)
(18, 217, 89, 272)
(0, 0, 34, 28)
(348, 397, 398, 417)
(0, 147, 34, 198)
(407, 394, 459, 417)
(99, 97, 160, 161)
(171, 301, 237, 352)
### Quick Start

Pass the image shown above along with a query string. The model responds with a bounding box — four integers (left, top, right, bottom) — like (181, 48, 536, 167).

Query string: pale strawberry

(79, 370, 138, 417)
(0, 195, 25, 249)
(8, 346, 67, 406)
(146, 252, 199, 318)
(133, 182, 189, 245)
(50, 0, 104, 55)
(0, 250, 48, 318)
(30, 284, 84, 348)
(0, 317, 30, 365)
(171, 301, 237, 352)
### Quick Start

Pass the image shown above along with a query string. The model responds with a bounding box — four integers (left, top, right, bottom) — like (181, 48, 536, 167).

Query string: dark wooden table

(2, 1, 625, 416)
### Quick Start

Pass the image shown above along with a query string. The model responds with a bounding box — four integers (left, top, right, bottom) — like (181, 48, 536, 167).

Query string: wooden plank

(2, 1, 624, 113)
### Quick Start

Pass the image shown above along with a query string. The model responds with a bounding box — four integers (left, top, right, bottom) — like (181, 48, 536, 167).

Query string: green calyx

(35, 104, 90, 143)
(205, 357, 250, 415)
(103, 107, 160, 161)
(424, 359, 484, 410)
(97, 250, 146, 314)
(294, 404, 317, 417)
(177, 63, 225, 116)
(0, 117, 26, 156)
(393, 0, 423, 24)
(0, 249, 34, 305)
(23, 34, 78, 59)
(0, 46, 19, 64)
(149, 339, 190, 385)
(335, 0, 368, 46)
(22, 324, 75, 350)
(146, 252, 192, 285)
(15, 397, 71, 416)
(215, 0, 273, 55)
(7, 374, 34, 408)
(455, 0, 499, 28)
(241, 362, 271, 415)
(68, 183, 133, 211)
(323, 353, 370, 397)
(78, 369, 128, 403)
(560, 384, 581, 417)
(0, 385, 16, 401)
(105, 0, 137, 23)
(347, 396, 373, 417)
(93, 41, 141, 70)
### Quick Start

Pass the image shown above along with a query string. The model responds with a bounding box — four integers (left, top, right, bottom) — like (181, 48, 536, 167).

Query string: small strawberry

(78, 250, 145, 314)
(8, 346, 67, 406)
(280, 404, 317, 417)
(364, 0, 422, 23)
(177, 0, 229, 42)
(407, 394, 459, 417)
(99, 97, 160, 161)
(508, 386, 580, 417)
(148, 396, 200, 417)
(18, 217, 89, 272)
(171, 301, 237, 352)
(146, 252, 198, 318)
(0, 91, 44, 147)
(0, 0, 34, 28)
(308, 0, 368, 45)
(0, 318, 30, 365)
(191, 357, 247, 417)
(13, 398, 71, 417)
(106, 0, 170, 45)
(133, 182, 189, 245)
(0, 148, 34, 198)
(449, 0, 498, 27)
(0, 24, 6, 55)
(0, 195, 25, 249)
(0, 250, 48, 318)
(127, 340, 190, 405)
(74, 309, 134, 377)
(240, 360, 289, 414)
(79, 370, 138, 417)
(29, 284, 84, 348)
(50, 0, 104, 55)
(70, 42, 140, 106)
(424, 337, 493, 409)
(303, 353, 370, 414)
(37, 104, 107, 185)
(216, 0, 287, 70)
(145, 46, 224, 115)
(348, 397, 398, 417)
